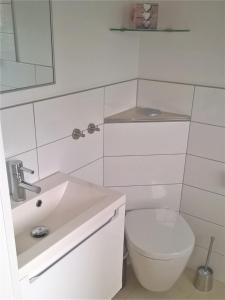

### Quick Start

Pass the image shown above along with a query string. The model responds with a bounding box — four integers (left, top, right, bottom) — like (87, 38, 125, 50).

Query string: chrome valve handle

(72, 128, 85, 140)
(87, 123, 100, 134)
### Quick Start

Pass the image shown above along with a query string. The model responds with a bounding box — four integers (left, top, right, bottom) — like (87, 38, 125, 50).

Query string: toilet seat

(125, 209, 195, 261)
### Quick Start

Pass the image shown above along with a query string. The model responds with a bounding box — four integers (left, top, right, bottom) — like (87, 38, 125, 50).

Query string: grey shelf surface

(104, 107, 191, 124)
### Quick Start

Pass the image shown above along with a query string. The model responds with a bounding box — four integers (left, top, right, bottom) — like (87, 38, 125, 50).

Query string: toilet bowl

(125, 209, 195, 292)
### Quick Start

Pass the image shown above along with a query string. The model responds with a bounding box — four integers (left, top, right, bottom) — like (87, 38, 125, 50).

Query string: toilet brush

(194, 236, 215, 292)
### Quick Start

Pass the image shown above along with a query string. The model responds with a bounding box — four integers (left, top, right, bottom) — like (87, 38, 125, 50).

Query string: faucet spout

(19, 181, 41, 194)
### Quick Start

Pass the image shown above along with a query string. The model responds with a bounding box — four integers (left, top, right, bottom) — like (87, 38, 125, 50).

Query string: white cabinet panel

(0, 104, 36, 158)
(104, 155, 185, 187)
(192, 87, 225, 127)
(20, 206, 125, 299)
(110, 184, 182, 211)
(35, 88, 104, 146)
(38, 127, 103, 179)
(184, 155, 225, 195)
(104, 80, 137, 117)
(104, 122, 189, 156)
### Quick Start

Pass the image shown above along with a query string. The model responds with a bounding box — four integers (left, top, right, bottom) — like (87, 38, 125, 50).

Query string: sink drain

(31, 226, 49, 238)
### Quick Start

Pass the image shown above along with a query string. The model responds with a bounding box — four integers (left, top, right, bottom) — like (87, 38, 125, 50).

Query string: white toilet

(125, 209, 195, 292)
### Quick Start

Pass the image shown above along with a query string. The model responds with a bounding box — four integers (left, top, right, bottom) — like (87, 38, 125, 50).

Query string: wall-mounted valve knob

(72, 128, 85, 140)
(87, 123, 100, 134)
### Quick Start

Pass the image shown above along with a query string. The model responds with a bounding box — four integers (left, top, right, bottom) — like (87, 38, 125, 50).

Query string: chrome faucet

(7, 160, 41, 202)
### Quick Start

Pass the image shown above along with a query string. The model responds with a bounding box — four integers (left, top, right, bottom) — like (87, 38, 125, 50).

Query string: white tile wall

(192, 87, 225, 127)
(181, 185, 225, 227)
(183, 85, 225, 282)
(6, 150, 39, 183)
(0, 104, 36, 158)
(182, 213, 225, 256)
(35, 88, 104, 146)
(184, 155, 225, 196)
(188, 246, 225, 283)
(104, 80, 137, 117)
(71, 158, 103, 186)
(104, 154, 185, 187)
(137, 80, 194, 115)
(104, 122, 189, 156)
(38, 126, 103, 179)
(188, 122, 225, 162)
(110, 184, 182, 211)
(1, 79, 224, 282)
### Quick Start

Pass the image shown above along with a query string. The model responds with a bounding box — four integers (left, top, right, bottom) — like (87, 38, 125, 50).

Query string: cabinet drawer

(20, 205, 125, 299)
(104, 122, 189, 156)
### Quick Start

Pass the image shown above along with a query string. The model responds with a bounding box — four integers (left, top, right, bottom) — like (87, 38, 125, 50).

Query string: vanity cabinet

(20, 205, 125, 299)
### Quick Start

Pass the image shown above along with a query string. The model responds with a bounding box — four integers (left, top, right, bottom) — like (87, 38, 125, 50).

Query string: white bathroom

(0, 0, 224, 299)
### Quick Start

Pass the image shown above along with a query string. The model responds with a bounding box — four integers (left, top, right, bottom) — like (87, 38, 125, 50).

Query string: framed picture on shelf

(131, 3, 158, 29)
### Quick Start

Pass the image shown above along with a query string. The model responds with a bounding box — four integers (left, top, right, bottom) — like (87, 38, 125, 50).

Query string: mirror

(0, 0, 55, 93)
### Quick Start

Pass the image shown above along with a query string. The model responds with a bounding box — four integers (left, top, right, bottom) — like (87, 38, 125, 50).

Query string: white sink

(12, 172, 125, 279)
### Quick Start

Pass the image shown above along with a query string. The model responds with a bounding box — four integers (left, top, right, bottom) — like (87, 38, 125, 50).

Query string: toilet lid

(125, 209, 195, 260)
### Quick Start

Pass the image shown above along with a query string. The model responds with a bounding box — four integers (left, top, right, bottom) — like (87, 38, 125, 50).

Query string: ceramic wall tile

(0, 104, 36, 158)
(104, 80, 137, 117)
(137, 80, 194, 115)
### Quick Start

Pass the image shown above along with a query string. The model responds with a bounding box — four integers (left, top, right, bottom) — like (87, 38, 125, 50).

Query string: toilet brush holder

(194, 236, 215, 292)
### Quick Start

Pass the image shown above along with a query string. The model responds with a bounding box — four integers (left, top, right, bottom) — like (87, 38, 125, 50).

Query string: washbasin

(12, 172, 125, 278)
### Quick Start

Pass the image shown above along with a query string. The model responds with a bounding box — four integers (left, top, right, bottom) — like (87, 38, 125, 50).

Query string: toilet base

(128, 244, 192, 292)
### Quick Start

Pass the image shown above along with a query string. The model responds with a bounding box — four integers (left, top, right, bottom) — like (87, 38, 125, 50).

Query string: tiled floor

(114, 265, 225, 299)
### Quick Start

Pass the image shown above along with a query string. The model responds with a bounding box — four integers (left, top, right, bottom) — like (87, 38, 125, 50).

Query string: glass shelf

(110, 27, 190, 32)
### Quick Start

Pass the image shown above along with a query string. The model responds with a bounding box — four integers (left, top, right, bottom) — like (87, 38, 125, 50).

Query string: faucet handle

(20, 166, 34, 175)
(87, 123, 100, 134)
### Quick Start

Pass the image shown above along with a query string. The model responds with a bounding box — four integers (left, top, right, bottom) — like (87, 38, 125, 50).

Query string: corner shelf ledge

(110, 27, 190, 32)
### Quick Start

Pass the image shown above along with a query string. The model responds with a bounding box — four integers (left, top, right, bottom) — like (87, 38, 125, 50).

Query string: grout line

(187, 153, 225, 164)
(0, 78, 138, 110)
(104, 153, 186, 158)
(67, 157, 103, 175)
(139, 77, 225, 90)
(38, 134, 72, 149)
(106, 183, 182, 188)
(191, 120, 225, 129)
(32, 104, 40, 179)
(183, 184, 225, 197)
(1, 77, 224, 110)
(181, 211, 225, 229)
(180, 86, 196, 212)
(6, 123, 105, 159)
(6, 147, 37, 159)
(38, 123, 104, 149)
